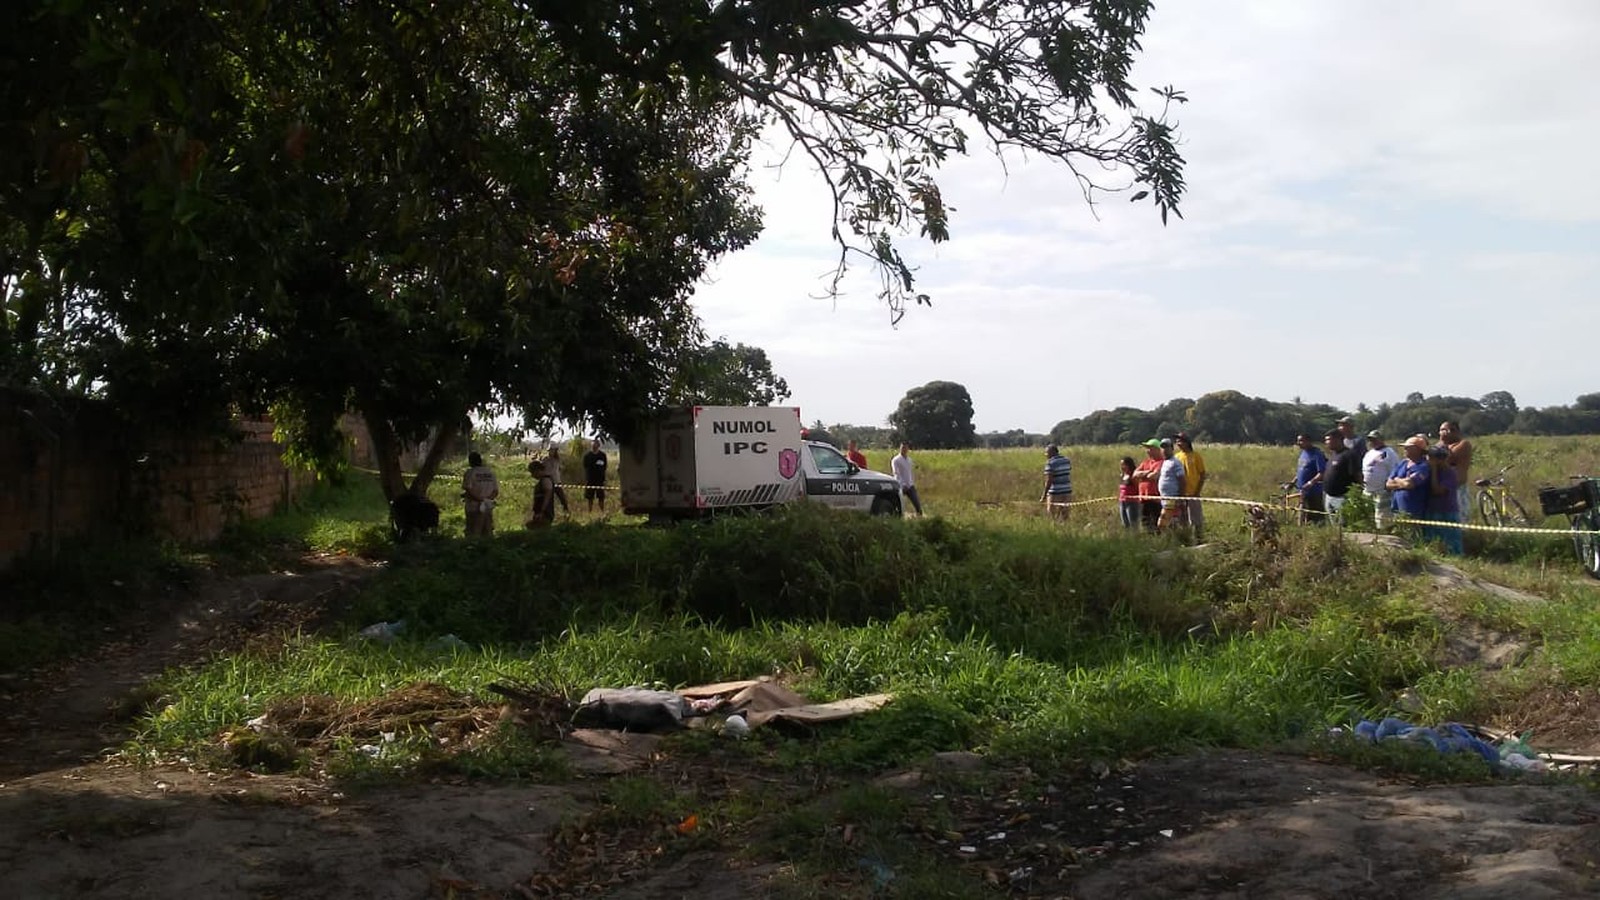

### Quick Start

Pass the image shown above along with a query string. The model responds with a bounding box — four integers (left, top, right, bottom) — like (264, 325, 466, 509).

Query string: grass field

(7, 438, 1600, 896)
(122, 438, 1600, 764)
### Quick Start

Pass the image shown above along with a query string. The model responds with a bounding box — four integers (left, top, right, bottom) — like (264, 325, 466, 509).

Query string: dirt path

(0, 556, 374, 780)
(3, 561, 1599, 898)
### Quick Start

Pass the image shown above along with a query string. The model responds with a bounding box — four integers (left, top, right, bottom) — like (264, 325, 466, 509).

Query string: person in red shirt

(845, 439, 869, 470)
(1118, 456, 1140, 529)
(1131, 439, 1164, 532)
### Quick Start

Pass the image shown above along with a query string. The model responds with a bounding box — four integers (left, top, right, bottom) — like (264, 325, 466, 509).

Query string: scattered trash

(1349, 717, 1516, 768)
(674, 814, 698, 835)
(572, 688, 691, 732)
(356, 620, 406, 642)
(1007, 866, 1033, 884)
(427, 633, 468, 652)
(1502, 753, 1548, 772)
(858, 857, 895, 887)
(958, 845, 978, 854)
(1160, 829, 1174, 838)
(568, 677, 893, 735)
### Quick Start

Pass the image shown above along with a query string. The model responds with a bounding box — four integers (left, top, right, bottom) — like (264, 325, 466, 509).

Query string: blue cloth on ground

(1351, 717, 1500, 767)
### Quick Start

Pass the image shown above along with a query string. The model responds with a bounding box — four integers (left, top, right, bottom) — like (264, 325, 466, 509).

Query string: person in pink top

(1117, 456, 1140, 529)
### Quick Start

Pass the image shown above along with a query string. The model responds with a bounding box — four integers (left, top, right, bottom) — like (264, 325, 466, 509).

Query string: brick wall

(0, 389, 313, 570)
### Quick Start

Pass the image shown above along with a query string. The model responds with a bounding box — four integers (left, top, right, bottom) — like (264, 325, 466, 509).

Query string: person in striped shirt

(1041, 444, 1073, 522)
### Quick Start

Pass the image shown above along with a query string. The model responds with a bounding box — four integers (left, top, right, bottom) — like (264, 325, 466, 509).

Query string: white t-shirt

(463, 466, 500, 507)
(891, 453, 915, 488)
(1362, 446, 1399, 494)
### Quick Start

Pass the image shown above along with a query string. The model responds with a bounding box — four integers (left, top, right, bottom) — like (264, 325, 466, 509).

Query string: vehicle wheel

(1477, 491, 1500, 528)
(1576, 515, 1600, 579)
(871, 494, 902, 517)
(1505, 496, 1536, 529)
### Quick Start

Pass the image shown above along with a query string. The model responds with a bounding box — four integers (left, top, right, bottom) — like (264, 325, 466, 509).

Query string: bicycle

(1276, 481, 1312, 525)
(1540, 476, 1600, 579)
(1475, 464, 1537, 528)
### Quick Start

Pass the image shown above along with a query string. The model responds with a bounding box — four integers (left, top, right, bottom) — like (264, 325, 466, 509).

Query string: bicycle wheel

(1575, 514, 1600, 579)
(1504, 496, 1536, 529)
(1476, 491, 1500, 527)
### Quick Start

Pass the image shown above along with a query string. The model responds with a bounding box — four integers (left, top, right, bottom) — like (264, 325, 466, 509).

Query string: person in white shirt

(891, 443, 923, 516)
(462, 452, 500, 537)
(1361, 430, 1400, 531)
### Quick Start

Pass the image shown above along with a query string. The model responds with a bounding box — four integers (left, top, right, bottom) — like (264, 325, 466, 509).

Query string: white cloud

(693, 0, 1600, 432)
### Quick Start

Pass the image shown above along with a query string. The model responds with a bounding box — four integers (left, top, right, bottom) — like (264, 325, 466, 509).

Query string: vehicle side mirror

(847, 463, 859, 475)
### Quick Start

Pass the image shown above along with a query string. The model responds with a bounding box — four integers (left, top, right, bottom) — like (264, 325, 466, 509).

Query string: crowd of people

(460, 439, 615, 537)
(1291, 418, 1472, 553)
(467, 420, 1480, 550)
(1043, 415, 1475, 552)
(1109, 433, 1208, 539)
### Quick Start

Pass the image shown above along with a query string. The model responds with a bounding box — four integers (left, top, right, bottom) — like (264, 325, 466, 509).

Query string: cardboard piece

(560, 729, 663, 774)
(674, 679, 894, 730)
(746, 693, 895, 728)
(678, 678, 766, 698)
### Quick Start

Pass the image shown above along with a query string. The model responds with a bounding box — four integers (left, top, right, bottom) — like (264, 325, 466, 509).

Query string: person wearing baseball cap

(1335, 415, 1367, 457)
(1385, 435, 1433, 524)
(1132, 438, 1164, 531)
(1361, 430, 1399, 530)
(1156, 438, 1188, 533)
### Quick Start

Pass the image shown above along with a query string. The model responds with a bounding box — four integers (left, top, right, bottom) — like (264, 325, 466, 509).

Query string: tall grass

(134, 498, 1484, 771)
(7, 437, 1587, 776)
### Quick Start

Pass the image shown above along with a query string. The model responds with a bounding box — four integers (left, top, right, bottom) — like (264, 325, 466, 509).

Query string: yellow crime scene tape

(1036, 494, 1600, 535)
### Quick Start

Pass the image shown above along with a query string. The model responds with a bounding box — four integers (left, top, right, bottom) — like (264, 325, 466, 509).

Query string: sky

(689, 0, 1600, 434)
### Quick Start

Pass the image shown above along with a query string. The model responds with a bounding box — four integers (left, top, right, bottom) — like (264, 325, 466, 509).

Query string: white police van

(621, 406, 902, 519)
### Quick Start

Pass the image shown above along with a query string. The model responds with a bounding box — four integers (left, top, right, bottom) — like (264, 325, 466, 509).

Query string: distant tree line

(1049, 390, 1600, 446)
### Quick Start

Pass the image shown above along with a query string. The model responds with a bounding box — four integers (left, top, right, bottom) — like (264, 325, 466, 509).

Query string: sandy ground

(2, 555, 1598, 898)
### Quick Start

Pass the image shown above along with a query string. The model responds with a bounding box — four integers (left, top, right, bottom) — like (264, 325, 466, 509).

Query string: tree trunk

(362, 412, 462, 502)
(365, 416, 409, 502)
(408, 418, 460, 498)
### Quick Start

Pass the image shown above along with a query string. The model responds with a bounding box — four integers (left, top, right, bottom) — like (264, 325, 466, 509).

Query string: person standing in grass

(1132, 439, 1164, 532)
(1158, 438, 1196, 528)
(1336, 415, 1367, 458)
(1156, 438, 1187, 533)
(1362, 430, 1399, 531)
(462, 452, 500, 537)
(1439, 420, 1474, 523)
(845, 439, 869, 470)
(582, 439, 609, 513)
(545, 446, 571, 516)
(1386, 435, 1433, 528)
(1322, 429, 1361, 525)
(1041, 444, 1073, 521)
(1118, 456, 1141, 530)
(1173, 433, 1207, 540)
(1424, 444, 1464, 554)
(525, 458, 557, 528)
(1294, 434, 1328, 525)
(892, 443, 923, 516)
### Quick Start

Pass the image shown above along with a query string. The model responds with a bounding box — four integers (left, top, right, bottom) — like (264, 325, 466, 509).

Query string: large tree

(890, 380, 978, 449)
(666, 339, 791, 408)
(3, 1, 1186, 499)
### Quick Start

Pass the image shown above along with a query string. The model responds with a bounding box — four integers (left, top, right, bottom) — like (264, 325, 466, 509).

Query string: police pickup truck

(620, 406, 902, 519)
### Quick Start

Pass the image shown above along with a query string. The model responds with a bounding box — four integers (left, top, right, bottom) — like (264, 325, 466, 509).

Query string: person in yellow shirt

(1173, 433, 1208, 541)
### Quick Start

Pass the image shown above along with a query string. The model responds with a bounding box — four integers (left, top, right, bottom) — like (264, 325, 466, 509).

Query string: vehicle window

(809, 445, 852, 475)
